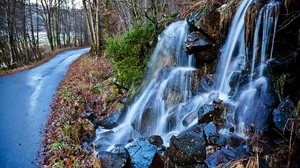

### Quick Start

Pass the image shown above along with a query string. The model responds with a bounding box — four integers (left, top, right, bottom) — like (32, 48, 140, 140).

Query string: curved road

(0, 48, 90, 167)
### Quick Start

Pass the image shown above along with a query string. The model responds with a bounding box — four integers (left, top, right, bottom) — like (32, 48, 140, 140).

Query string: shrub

(106, 22, 155, 89)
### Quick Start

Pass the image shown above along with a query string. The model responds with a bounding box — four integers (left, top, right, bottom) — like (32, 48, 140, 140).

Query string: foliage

(41, 53, 126, 167)
(106, 22, 155, 89)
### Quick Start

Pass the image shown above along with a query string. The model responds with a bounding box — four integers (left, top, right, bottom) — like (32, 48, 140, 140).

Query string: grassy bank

(40, 52, 125, 167)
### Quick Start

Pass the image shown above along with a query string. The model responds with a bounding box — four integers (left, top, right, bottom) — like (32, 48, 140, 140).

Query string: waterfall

(215, 0, 252, 93)
(95, 0, 281, 151)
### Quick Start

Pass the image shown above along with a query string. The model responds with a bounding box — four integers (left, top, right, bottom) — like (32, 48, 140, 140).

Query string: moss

(106, 22, 155, 89)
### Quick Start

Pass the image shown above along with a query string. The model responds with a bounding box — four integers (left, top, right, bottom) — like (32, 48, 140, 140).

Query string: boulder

(148, 135, 164, 149)
(225, 134, 250, 160)
(198, 101, 225, 124)
(97, 109, 125, 129)
(166, 125, 206, 166)
(204, 122, 226, 146)
(205, 147, 235, 167)
(272, 96, 296, 131)
(99, 147, 130, 168)
(131, 108, 154, 136)
(126, 138, 164, 168)
(186, 7, 220, 42)
(182, 111, 198, 126)
(184, 31, 213, 54)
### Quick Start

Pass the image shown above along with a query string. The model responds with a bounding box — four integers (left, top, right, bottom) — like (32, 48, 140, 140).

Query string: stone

(131, 107, 154, 136)
(126, 138, 164, 168)
(186, 7, 220, 42)
(97, 109, 125, 129)
(203, 122, 226, 146)
(148, 135, 164, 149)
(184, 31, 213, 54)
(205, 147, 235, 167)
(99, 147, 130, 168)
(198, 102, 225, 124)
(182, 111, 198, 126)
(166, 125, 206, 166)
(273, 96, 296, 131)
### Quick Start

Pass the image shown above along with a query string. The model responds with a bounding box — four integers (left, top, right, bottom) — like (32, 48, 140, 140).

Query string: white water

(95, 0, 281, 150)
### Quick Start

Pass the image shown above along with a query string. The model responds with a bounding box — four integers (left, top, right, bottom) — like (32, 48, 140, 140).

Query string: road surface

(0, 48, 90, 167)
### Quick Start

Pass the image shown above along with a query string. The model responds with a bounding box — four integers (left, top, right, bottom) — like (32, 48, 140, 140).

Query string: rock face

(184, 31, 213, 54)
(126, 138, 164, 168)
(273, 96, 296, 131)
(166, 125, 206, 166)
(187, 8, 220, 42)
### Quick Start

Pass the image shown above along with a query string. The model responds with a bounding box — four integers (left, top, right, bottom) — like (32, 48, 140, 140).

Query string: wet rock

(198, 74, 215, 92)
(148, 135, 164, 149)
(204, 122, 226, 146)
(186, 7, 220, 42)
(198, 101, 225, 124)
(184, 31, 213, 54)
(131, 107, 155, 136)
(235, 80, 278, 134)
(194, 50, 218, 65)
(228, 71, 241, 96)
(166, 125, 206, 166)
(225, 134, 249, 159)
(182, 111, 198, 126)
(99, 147, 130, 168)
(205, 147, 235, 167)
(204, 122, 217, 139)
(94, 128, 115, 151)
(273, 96, 296, 131)
(126, 138, 164, 168)
(97, 109, 125, 129)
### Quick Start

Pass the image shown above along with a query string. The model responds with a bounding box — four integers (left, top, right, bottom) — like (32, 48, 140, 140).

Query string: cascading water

(95, 0, 281, 152)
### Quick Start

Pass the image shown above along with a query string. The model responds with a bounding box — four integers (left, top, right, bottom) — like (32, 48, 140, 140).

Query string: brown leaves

(40, 53, 114, 167)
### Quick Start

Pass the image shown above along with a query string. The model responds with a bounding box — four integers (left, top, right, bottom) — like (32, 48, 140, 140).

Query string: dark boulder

(126, 138, 164, 168)
(184, 31, 213, 54)
(99, 147, 130, 168)
(166, 125, 206, 166)
(186, 7, 220, 42)
(182, 111, 198, 126)
(198, 101, 225, 124)
(272, 96, 296, 131)
(204, 122, 226, 147)
(131, 107, 154, 136)
(225, 134, 250, 160)
(205, 147, 235, 167)
(148, 135, 164, 149)
(97, 109, 126, 129)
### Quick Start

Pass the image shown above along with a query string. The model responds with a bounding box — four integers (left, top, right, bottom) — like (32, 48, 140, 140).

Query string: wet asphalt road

(0, 48, 90, 167)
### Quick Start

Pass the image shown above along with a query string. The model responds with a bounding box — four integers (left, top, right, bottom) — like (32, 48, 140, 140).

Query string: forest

(0, 0, 300, 167)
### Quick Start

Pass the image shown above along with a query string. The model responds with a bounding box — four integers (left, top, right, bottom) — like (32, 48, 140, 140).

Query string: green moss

(106, 22, 155, 88)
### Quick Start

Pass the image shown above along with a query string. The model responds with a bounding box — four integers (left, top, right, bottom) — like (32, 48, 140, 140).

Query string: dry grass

(40, 52, 119, 167)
